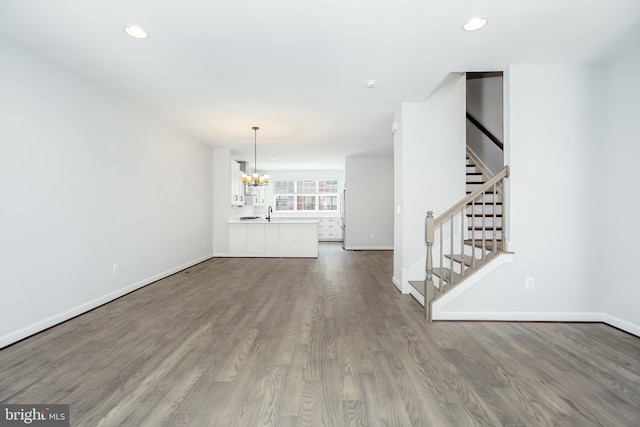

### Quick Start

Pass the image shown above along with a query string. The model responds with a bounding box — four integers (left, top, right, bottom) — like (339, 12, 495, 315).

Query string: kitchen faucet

(267, 205, 273, 222)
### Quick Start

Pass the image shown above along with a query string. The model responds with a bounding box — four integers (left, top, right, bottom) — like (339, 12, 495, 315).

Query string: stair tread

(468, 226, 503, 230)
(432, 267, 462, 284)
(467, 201, 503, 205)
(466, 213, 503, 217)
(464, 239, 503, 250)
(444, 253, 481, 267)
(408, 280, 425, 296)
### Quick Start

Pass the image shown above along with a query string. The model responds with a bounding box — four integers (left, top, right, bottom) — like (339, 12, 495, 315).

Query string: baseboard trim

(432, 310, 639, 337)
(434, 311, 603, 322)
(600, 313, 640, 337)
(0, 254, 213, 349)
(343, 245, 394, 250)
(392, 276, 403, 292)
(213, 253, 318, 258)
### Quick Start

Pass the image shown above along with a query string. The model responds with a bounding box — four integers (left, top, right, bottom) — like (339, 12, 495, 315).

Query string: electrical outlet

(370, 233, 375, 239)
(113, 264, 119, 274)
(525, 276, 535, 290)
(201, 239, 205, 247)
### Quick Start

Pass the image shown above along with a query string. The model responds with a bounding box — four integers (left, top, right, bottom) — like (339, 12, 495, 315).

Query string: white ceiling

(1, 0, 639, 170)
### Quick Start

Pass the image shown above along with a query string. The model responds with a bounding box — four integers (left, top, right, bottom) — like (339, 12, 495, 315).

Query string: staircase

(464, 156, 503, 246)
(410, 154, 511, 320)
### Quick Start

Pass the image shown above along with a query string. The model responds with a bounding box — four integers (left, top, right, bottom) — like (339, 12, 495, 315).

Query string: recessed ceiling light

(124, 25, 148, 39)
(320, 157, 328, 160)
(463, 17, 487, 32)
(365, 79, 378, 89)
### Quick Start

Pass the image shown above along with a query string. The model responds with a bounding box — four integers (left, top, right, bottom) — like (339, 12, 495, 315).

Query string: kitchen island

(228, 219, 319, 258)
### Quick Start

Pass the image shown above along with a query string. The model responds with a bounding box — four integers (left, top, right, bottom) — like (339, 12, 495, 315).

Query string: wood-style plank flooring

(1, 243, 639, 426)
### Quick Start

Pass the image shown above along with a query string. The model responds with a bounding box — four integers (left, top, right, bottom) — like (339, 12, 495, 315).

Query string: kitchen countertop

(228, 219, 320, 224)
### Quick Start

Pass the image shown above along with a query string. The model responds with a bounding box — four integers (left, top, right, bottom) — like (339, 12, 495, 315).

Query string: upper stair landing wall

(393, 73, 466, 293)
(466, 74, 504, 176)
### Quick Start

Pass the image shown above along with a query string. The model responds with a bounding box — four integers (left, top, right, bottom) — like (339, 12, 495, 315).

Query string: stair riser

(467, 205, 503, 215)
(432, 267, 461, 284)
(466, 182, 503, 192)
(466, 183, 484, 192)
(465, 246, 488, 260)
(467, 193, 502, 203)
(465, 240, 504, 251)
(466, 165, 479, 173)
(444, 254, 481, 269)
(467, 230, 503, 240)
(467, 217, 503, 228)
(466, 176, 484, 184)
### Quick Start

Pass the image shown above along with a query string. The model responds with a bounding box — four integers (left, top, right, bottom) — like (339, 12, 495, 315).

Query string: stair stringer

(431, 252, 514, 319)
(466, 146, 494, 180)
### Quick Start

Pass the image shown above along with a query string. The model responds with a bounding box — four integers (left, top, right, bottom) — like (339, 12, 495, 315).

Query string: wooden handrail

(434, 165, 510, 225)
(466, 112, 504, 151)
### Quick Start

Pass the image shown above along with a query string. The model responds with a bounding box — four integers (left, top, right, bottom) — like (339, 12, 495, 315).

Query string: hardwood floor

(1, 243, 639, 426)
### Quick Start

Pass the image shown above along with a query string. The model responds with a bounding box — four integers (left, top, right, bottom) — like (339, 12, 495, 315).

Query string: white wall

(393, 73, 466, 291)
(466, 76, 504, 140)
(0, 37, 213, 348)
(393, 111, 405, 289)
(437, 65, 602, 321)
(600, 46, 640, 333)
(345, 156, 393, 249)
(466, 76, 504, 175)
(212, 148, 233, 255)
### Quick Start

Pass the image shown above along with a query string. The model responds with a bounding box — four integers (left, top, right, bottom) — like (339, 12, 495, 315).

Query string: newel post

(425, 211, 434, 321)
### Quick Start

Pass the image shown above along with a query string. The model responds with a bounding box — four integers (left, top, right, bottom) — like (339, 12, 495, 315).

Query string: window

(273, 179, 339, 212)
(296, 180, 316, 194)
(297, 195, 316, 210)
(318, 180, 338, 193)
(319, 195, 338, 210)
(275, 180, 295, 194)
(275, 195, 294, 211)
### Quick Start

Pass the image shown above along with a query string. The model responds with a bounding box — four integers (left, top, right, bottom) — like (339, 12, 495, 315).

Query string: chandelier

(241, 126, 269, 186)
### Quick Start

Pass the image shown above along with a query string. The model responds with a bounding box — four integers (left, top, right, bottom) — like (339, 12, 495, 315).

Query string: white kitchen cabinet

(298, 225, 319, 254)
(265, 225, 280, 254)
(256, 185, 266, 206)
(229, 223, 247, 253)
(230, 161, 245, 206)
(245, 185, 265, 206)
(228, 221, 318, 257)
(317, 218, 341, 241)
(279, 223, 298, 254)
(246, 224, 265, 253)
